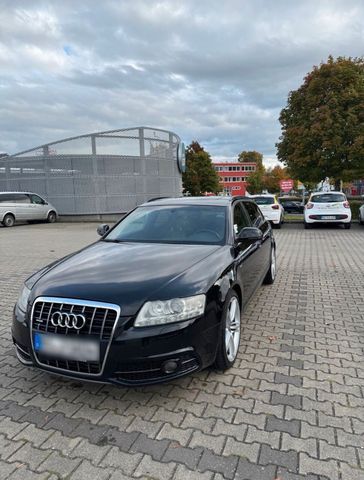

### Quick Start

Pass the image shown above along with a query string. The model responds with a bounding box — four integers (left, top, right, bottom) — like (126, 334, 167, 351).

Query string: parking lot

(0, 222, 364, 480)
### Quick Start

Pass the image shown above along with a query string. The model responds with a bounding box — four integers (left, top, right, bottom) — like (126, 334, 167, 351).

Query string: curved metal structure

(0, 127, 183, 215)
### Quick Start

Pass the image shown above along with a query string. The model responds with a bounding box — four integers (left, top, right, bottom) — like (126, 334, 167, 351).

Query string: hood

(31, 241, 221, 315)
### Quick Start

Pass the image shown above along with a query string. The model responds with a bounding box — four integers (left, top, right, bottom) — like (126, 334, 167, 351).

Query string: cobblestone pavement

(0, 222, 364, 480)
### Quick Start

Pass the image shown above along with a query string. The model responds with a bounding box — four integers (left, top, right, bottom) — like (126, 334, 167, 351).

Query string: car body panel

(12, 196, 275, 385)
(0, 191, 57, 224)
(250, 194, 283, 224)
(304, 191, 351, 224)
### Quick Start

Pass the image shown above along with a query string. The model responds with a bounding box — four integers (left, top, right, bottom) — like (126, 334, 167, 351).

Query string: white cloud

(0, 0, 363, 165)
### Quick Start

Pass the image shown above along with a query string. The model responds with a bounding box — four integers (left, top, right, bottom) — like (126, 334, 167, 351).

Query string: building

(0, 127, 185, 217)
(213, 161, 256, 196)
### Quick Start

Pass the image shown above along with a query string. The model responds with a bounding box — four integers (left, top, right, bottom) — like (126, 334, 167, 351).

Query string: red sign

(280, 179, 294, 192)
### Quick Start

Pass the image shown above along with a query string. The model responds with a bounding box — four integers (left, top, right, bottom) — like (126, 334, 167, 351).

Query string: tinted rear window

(311, 194, 346, 203)
(252, 196, 275, 205)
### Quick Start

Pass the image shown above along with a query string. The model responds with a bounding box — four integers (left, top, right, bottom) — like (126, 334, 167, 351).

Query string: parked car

(0, 192, 57, 227)
(359, 203, 364, 225)
(12, 196, 276, 385)
(250, 194, 284, 228)
(278, 197, 305, 214)
(304, 191, 352, 229)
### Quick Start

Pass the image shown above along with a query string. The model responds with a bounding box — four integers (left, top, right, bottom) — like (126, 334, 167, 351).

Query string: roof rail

(146, 196, 172, 202)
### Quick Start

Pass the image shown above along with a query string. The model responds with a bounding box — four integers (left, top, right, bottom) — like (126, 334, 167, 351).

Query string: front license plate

(321, 215, 336, 220)
(33, 333, 99, 362)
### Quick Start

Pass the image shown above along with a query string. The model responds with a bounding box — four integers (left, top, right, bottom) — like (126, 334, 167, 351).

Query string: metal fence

(0, 127, 183, 215)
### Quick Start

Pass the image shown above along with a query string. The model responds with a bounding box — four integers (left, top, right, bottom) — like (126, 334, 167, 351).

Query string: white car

(250, 194, 284, 228)
(304, 191, 351, 229)
(359, 203, 364, 225)
(0, 192, 57, 227)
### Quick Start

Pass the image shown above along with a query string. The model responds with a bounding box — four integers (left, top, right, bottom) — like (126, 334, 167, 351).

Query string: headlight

(134, 294, 206, 327)
(17, 284, 31, 313)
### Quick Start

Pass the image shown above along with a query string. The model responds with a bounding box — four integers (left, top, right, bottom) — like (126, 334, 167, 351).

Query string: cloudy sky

(1, 0, 363, 166)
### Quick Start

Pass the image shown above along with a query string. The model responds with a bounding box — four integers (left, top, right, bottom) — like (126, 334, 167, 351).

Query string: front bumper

(12, 300, 220, 386)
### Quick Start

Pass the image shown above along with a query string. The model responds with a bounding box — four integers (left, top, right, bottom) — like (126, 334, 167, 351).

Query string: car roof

(0, 191, 38, 195)
(310, 191, 344, 195)
(140, 196, 255, 207)
(249, 194, 275, 197)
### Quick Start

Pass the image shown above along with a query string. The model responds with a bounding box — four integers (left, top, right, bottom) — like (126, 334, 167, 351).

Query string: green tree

(238, 150, 264, 174)
(277, 56, 364, 185)
(239, 151, 266, 194)
(182, 141, 221, 195)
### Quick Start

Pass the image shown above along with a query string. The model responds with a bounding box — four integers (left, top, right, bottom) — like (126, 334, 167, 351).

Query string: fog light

(162, 360, 178, 374)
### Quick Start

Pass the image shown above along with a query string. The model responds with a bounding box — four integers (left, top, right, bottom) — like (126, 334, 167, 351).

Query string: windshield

(253, 197, 275, 205)
(105, 205, 227, 245)
(311, 194, 346, 203)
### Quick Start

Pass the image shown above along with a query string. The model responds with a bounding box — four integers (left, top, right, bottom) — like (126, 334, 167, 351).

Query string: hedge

(349, 199, 363, 220)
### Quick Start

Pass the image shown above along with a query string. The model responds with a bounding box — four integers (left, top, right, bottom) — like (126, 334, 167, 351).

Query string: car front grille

(31, 297, 120, 375)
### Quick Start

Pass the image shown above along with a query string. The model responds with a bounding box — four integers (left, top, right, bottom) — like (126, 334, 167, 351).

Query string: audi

(12, 196, 276, 385)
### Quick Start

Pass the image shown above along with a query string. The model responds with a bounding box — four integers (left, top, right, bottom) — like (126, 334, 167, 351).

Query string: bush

(349, 199, 363, 219)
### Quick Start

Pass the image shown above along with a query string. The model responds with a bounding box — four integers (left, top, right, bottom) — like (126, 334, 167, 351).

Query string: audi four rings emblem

(50, 311, 86, 330)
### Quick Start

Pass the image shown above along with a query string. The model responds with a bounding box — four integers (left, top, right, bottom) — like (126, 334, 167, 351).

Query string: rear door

(242, 201, 271, 284)
(232, 201, 261, 304)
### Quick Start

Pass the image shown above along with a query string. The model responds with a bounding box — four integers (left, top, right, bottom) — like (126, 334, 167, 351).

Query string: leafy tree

(239, 151, 266, 194)
(263, 165, 291, 193)
(277, 56, 364, 185)
(182, 141, 221, 195)
(238, 150, 264, 174)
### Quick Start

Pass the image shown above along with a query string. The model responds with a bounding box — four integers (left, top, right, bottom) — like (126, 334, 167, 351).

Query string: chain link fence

(0, 127, 183, 215)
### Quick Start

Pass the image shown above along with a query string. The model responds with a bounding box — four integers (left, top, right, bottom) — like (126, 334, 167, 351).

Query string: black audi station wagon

(12, 196, 276, 385)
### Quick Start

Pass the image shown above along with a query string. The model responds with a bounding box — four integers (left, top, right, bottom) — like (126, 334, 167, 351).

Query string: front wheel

(263, 246, 276, 285)
(47, 211, 57, 223)
(214, 291, 241, 370)
(304, 221, 312, 229)
(344, 222, 351, 230)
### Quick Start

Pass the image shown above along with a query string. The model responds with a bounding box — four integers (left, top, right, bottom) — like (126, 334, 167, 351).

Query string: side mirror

(97, 224, 110, 236)
(236, 227, 263, 243)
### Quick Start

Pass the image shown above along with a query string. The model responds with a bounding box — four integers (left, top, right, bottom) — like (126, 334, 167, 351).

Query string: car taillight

(306, 203, 314, 209)
(343, 201, 350, 208)
(272, 204, 280, 210)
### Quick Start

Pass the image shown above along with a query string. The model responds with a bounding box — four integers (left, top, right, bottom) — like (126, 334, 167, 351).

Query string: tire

(359, 212, 364, 225)
(275, 221, 282, 229)
(304, 221, 311, 229)
(344, 223, 351, 230)
(47, 211, 57, 223)
(214, 290, 241, 370)
(2, 213, 15, 227)
(263, 246, 276, 285)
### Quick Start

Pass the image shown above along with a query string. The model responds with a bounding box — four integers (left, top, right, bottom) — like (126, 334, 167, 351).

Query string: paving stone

(162, 444, 203, 470)
(198, 449, 238, 479)
(299, 453, 339, 480)
(235, 458, 277, 480)
(101, 447, 143, 474)
(259, 444, 298, 472)
(245, 425, 280, 449)
(134, 454, 176, 479)
(130, 433, 170, 460)
(156, 423, 193, 446)
(266, 416, 300, 436)
(189, 431, 225, 454)
(37, 451, 81, 478)
(8, 442, 50, 470)
(271, 392, 302, 409)
(70, 459, 111, 480)
(222, 437, 260, 463)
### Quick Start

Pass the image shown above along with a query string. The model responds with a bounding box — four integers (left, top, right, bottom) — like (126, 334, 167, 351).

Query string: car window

(252, 196, 275, 205)
(13, 194, 31, 204)
(29, 194, 44, 205)
(311, 193, 346, 203)
(0, 194, 14, 203)
(105, 205, 227, 245)
(243, 202, 263, 227)
(233, 203, 250, 235)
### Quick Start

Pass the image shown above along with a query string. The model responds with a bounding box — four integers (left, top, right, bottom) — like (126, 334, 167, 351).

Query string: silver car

(359, 202, 364, 225)
(0, 192, 57, 227)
